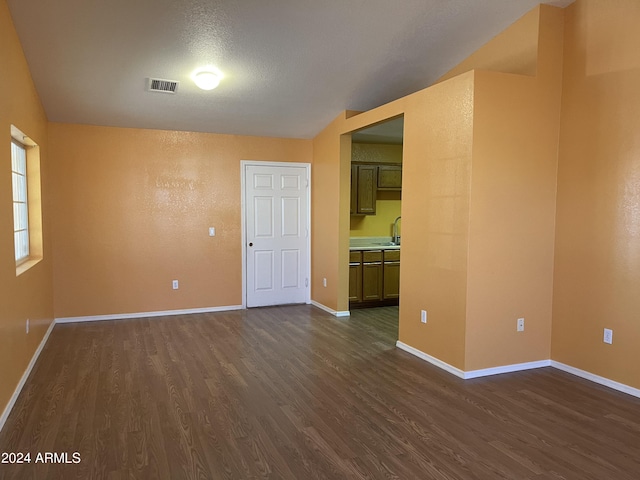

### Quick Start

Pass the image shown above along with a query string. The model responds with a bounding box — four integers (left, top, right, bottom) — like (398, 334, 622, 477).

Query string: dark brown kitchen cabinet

(350, 165, 358, 215)
(349, 251, 362, 302)
(349, 248, 400, 308)
(377, 165, 402, 190)
(351, 164, 377, 215)
(383, 249, 400, 299)
(362, 250, 383, 301)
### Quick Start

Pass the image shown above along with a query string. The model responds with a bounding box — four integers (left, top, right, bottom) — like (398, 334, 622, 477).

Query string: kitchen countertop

(349, 236, 401, 251)
(350, 244, 400, 251)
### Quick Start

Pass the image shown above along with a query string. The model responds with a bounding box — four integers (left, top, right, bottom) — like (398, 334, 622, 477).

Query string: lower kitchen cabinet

(349, 251, 362, 302)
(383, 250, 400, 299)
(350, 249, 399, 307)
(362, 265, 383, 301)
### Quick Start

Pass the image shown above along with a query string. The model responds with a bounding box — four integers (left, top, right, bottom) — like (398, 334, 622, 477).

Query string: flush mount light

(192, 67, 223, 91)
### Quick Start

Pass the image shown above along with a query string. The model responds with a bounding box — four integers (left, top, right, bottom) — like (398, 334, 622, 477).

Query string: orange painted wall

(49, 123, 311, 318)
(552, 0, 640, 389)
(310, 114, 346, 311)
(398, 74, 475, 369)
(0, 0, 53, 416)
(464, 6, 564, 371)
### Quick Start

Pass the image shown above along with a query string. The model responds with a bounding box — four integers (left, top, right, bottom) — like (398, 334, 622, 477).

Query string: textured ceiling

(7, 0, 571, 139)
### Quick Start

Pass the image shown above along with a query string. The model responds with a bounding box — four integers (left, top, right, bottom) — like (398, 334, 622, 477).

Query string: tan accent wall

(49, 123, 311, 318)
(0, 0, 53, 415)
(552, 0, 640, 389)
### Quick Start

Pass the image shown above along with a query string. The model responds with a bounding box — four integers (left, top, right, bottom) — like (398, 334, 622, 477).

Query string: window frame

(11, 138, 30, 265)
(10, 124, 43, 276)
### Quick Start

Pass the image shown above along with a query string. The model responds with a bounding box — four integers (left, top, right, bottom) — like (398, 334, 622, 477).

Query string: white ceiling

(7, 0, 571, 139)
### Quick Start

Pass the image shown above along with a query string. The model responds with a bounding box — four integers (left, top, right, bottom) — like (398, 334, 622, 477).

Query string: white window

(11, 140, 29, 263)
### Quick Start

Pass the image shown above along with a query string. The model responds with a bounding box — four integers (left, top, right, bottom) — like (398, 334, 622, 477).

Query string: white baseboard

(310, 300, 350, 317)
(396, 341, 466, 378)
(55, 304, 244, 323)
(396, 341, 640, 397)
(0, 319, 56, 433)
(551, 361, 640, 399)
(465, 360, 552, 379)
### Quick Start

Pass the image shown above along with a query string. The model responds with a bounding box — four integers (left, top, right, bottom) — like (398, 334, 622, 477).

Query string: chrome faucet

(392, 216, 401, 245)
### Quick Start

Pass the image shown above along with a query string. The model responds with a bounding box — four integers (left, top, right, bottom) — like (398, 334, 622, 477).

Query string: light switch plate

(209, 227, 215, 237)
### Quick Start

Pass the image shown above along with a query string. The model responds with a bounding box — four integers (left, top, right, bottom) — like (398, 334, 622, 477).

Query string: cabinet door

(383, 261, 400, 299)
(362, 262, 383, 301)
(357, 165, 377, 214)
(349, 263, 362, 302)
(377, 165, 402, 190)
(350, 165, 357, 215)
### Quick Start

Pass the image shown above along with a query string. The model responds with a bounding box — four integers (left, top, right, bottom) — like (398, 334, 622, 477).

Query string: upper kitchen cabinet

(351, 162, 401, 214)
(350, 117, 403, 216)
(377, 165, 402, 190)
(351, 164, 378, 215)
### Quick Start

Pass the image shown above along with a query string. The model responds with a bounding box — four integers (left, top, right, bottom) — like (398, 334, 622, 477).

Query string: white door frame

(240, 160, 311, 308)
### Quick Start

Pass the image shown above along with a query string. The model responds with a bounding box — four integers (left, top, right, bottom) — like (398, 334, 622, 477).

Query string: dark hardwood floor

(1, 305, 639, 479)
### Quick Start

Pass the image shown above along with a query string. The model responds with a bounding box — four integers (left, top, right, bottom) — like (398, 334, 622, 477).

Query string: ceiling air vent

(147, 77, 179, 94)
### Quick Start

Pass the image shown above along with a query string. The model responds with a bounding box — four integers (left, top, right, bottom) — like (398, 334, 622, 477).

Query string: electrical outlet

(421, 310, 427, 324)
(603, 328, 613, 344)
(26, 318, 29, 334)
(517, 317, 525, 332)
(323, 278, 327, 287)
(172, 280, 179, 290)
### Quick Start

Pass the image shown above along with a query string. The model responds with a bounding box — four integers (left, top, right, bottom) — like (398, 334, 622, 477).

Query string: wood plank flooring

(1, 305, 639, 479)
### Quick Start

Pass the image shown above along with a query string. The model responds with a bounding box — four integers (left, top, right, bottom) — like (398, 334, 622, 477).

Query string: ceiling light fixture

(192, 67, 223, 91)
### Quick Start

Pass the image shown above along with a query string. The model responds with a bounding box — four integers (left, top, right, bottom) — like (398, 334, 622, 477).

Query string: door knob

(249, 242, 253, 247)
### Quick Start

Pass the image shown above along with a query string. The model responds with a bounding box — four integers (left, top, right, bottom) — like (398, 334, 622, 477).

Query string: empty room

(1, 0, 639, 478)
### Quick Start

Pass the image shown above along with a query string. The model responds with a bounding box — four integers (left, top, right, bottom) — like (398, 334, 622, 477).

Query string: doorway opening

(348, 116, 404, 331)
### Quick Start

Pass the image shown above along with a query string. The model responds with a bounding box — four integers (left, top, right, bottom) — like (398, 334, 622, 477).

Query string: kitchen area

(349, 117, 403, 309)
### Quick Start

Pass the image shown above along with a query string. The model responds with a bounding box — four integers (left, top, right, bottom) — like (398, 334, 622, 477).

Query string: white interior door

(245, 163, 309, 307)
